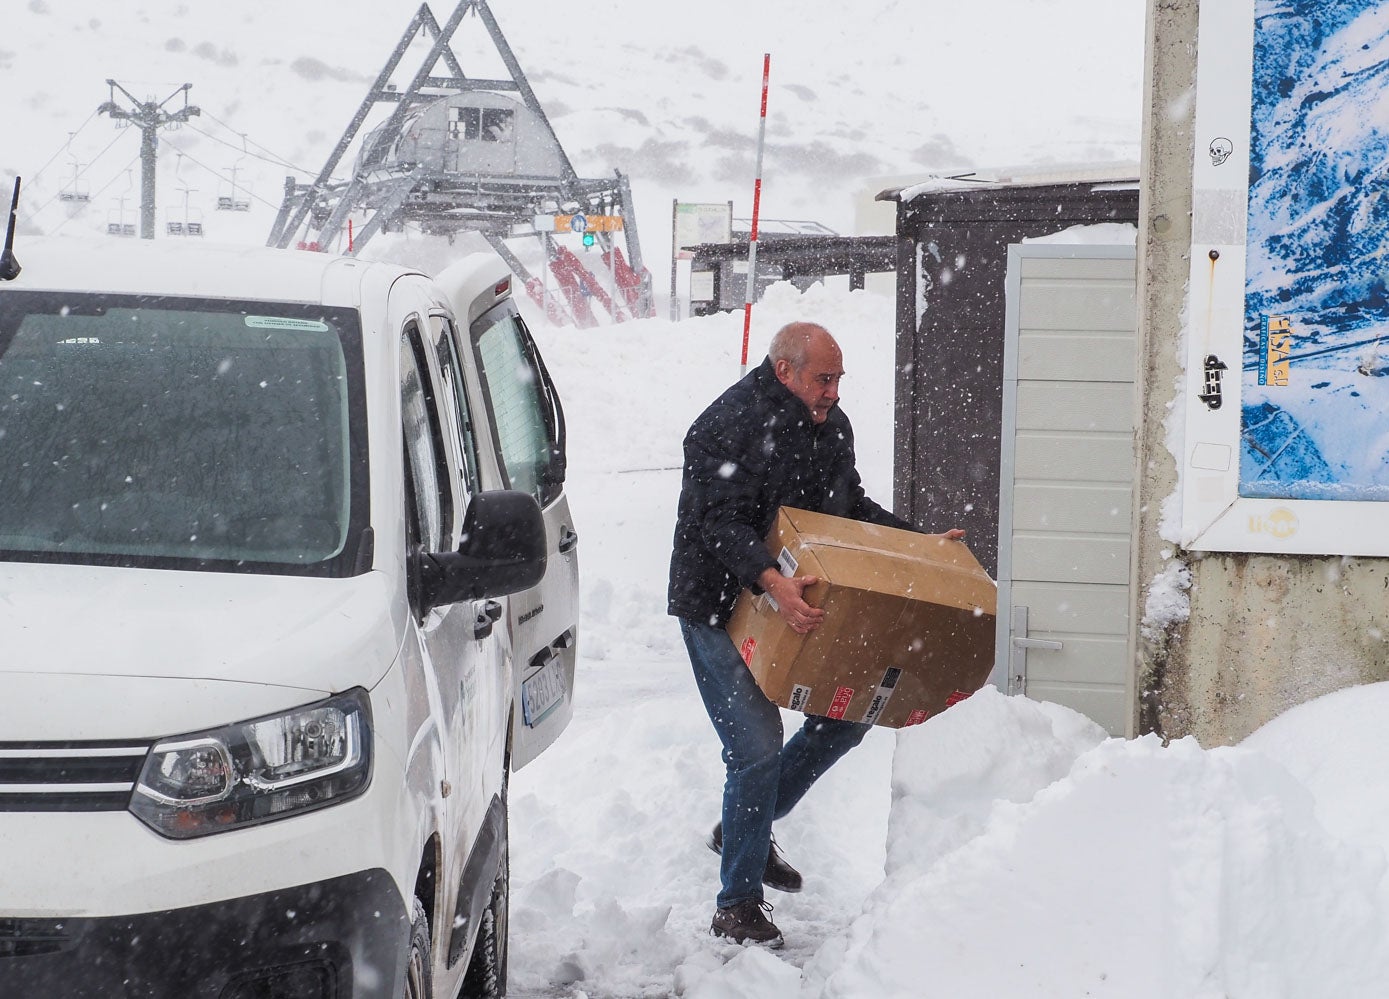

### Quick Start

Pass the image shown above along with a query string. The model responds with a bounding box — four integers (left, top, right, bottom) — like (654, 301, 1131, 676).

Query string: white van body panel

(0, 561, 402, 692)
(0, 237, 577, 995)
(0, 672, 345, 743)
(0, 715, 416, 918)
(437, 253, 581, 770)
(12, 237, 366, 306)
(0, 663, 440, 920)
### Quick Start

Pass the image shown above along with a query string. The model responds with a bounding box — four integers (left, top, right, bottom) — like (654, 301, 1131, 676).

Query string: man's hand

(935, 528, 966, 541)
(758, 567, 825, 635)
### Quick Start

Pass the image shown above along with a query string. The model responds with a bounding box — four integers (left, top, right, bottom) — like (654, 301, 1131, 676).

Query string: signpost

(741, 53, 771, 376)
(671, 201, 734, 321)
(532, 214, 627, 321)
(534, 213, 625, 233)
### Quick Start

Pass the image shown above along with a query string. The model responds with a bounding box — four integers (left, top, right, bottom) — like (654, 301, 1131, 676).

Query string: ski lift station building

(270, 0, 654, 325)
(355, 90, 565, 184)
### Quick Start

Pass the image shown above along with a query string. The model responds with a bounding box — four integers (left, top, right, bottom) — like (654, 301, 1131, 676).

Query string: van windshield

(0, 292, 369, 576)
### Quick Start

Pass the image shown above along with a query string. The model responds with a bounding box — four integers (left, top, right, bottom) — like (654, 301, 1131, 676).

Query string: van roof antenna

(0, 176, 21, 281)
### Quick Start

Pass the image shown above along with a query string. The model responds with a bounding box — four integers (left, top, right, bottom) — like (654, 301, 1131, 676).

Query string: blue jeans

(680, 618, 871, 908)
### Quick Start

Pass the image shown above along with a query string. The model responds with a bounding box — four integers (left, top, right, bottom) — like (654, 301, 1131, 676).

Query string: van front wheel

(402, 896, 432, 999)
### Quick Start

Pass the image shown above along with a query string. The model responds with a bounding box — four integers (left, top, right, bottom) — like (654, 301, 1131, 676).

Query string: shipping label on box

(727, 507, 997, 729)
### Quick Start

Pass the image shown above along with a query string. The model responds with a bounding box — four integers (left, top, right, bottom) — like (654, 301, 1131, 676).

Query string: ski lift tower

(266, 0, 654, 324)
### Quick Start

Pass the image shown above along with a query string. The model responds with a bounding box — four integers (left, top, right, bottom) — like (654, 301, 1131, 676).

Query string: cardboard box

(726, 507, 997, 728)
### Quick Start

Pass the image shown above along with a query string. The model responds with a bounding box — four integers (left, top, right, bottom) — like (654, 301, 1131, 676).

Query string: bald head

(769, 322, 836, 369)
(770, 322, 843, 423)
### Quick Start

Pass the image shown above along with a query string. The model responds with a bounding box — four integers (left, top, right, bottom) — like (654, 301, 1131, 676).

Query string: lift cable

(20, 110, 101, 193)
(45, 153, 142, 237)
(159, 139, 285, 213)
(195, 111, 320, 176)
(181, 121, 308, 176)
(20, 126, 132, 226)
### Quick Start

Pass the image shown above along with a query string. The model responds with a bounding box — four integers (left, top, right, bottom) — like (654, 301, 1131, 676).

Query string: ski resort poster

(1181, 0, 1389, 556)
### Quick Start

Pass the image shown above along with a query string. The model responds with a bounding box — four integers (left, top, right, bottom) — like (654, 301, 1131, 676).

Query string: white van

(0, 237, 580, 998)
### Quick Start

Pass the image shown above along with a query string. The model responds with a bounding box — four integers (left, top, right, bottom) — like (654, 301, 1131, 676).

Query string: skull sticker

(1209, 137, 1234, 166)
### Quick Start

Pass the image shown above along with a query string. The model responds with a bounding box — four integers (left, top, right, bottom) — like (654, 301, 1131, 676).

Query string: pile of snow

(814, 688, 1389, 999)
(509, 283, 904, 997)
(513, 281, 1389, 998)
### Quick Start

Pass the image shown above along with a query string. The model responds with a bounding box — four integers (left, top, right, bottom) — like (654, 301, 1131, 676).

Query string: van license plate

(522, 658, 566, 727)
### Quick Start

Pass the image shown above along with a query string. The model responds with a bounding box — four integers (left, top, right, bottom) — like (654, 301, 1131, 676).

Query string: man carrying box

(668, 321, 964, 947)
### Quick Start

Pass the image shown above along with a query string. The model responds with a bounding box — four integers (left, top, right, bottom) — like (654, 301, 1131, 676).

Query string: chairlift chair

(218, 142, 253, 212)
(107, 171, 136, 237)
(216, 193, 252, 213)
(59, 153, 92, 203)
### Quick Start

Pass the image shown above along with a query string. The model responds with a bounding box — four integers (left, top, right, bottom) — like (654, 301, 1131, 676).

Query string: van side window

(429, 315, 481, 500)
(400, 326, 451, 552)
(471, 308, 565, 508)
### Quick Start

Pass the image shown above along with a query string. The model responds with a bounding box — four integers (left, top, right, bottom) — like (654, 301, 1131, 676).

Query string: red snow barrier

(547, 246, 600, 329)
(522, 244, 654, 328)
(602, 245, 655, 318)
(523, 275, 572, 326)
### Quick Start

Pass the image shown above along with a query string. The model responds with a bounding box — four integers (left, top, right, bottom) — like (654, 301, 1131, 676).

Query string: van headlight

(129, 688, 372, 839)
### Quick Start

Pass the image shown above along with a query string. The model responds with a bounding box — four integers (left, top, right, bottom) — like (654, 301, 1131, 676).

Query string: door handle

(474, 599, 503, 640)
(1012, 636, 1063, 651)
(529, 644, 558, 672)
(1007, 606, 1063, 697)
(558, 525, 579, 554)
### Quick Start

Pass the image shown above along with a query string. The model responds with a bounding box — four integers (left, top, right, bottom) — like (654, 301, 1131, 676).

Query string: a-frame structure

(266, 1, 653, 324)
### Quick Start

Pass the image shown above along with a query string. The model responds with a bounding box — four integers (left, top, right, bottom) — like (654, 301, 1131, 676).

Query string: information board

(673, 202, 732, 260)
(1181, 0, 1389, 555)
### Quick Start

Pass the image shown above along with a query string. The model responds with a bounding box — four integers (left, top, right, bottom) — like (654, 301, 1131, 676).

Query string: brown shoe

(710, 899, 784, 947)
(706, 823, 804, 893)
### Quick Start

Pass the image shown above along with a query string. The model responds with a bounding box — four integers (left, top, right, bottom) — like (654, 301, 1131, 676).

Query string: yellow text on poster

(1260, 314, 1292, 387)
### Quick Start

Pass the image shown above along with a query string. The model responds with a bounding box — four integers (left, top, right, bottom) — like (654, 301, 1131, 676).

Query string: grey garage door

(989, 243, 1139, 736)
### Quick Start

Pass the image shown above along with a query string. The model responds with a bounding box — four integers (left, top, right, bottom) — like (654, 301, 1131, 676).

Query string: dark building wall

(891, 182, 1140, 576)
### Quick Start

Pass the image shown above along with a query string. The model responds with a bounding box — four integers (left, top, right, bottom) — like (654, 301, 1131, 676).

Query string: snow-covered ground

(517, 284, 1389, 998)
(15, 3, 1389, 998)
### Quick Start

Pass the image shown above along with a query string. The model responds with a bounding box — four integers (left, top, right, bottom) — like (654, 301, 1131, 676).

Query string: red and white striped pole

(740, 53, 771, 377)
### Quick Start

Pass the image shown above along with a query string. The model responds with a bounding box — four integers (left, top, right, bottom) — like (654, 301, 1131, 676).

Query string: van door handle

(558, 525, 579, 554)
(474, 599, 503, 640)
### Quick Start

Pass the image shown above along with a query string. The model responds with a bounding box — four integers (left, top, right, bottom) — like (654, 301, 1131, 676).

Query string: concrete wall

(1135, 0, 1389, 746)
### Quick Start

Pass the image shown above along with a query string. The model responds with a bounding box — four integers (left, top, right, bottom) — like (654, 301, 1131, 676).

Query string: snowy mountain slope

(1238, 0, 1389, 499)
(4, 0, 1144, 275)
(1246, 0, 1389, 339)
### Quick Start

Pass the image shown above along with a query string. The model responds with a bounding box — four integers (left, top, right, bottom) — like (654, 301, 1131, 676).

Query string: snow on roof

(6, 236, 397, 305)
(883, 161, 1141, 203)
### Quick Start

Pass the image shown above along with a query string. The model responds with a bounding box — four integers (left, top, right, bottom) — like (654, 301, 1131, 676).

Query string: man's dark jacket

(668, 357, 913, 627)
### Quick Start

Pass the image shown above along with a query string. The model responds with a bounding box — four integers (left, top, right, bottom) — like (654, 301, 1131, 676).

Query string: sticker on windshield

(245, 316, 330, 332)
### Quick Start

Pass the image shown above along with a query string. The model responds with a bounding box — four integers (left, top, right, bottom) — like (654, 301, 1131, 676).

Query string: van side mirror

(416, 490, 547, 611)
